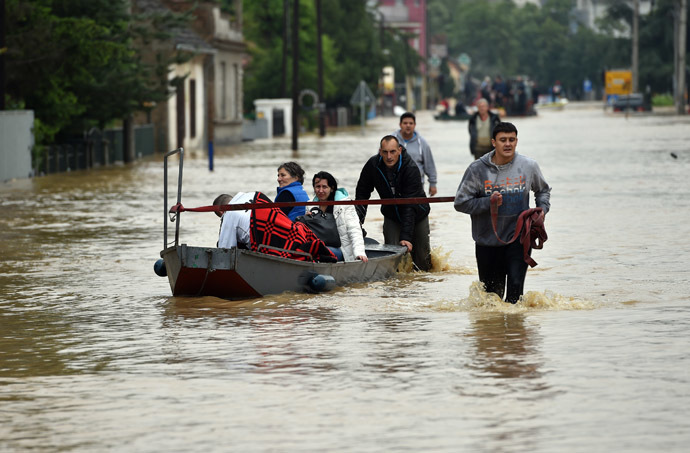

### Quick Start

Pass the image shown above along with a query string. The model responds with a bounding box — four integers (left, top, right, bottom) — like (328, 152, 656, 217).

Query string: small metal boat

(157, 148, 407, 299)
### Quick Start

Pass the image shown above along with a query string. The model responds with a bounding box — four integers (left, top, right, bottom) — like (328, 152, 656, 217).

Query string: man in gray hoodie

(393, 112, 438, 196)
(454, 122, 551, 303)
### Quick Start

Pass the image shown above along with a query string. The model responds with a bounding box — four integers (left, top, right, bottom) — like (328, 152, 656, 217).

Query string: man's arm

(454, 165, 491, 215)
(420, 137, 438, 195)
(531, 162, 551, 214)
(468, 115, 477, 154)
(354, 162, 375, 224)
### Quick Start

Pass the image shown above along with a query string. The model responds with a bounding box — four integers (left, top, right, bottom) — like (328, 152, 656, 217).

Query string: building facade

(374, 0, 428, 110)
(135, 0, 245, 153)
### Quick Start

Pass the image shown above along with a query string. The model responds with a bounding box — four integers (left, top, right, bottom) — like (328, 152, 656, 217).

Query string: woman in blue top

(275, 161, 309, 221)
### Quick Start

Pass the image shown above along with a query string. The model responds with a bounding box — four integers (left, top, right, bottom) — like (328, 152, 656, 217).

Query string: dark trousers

(473, 145, 492, 160)
(383, 216, 431, 271)
(475, 241, 529, 303)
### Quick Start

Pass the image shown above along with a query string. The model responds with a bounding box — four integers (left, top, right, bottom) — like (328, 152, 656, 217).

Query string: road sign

(299, 89, 319, 110)
(458, 53, 471, 67)
(350, 81, 376, 106)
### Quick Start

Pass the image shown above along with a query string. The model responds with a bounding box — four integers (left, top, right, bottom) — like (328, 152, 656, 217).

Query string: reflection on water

(1, 108, 690, 451)
(465, 313, 543, 381)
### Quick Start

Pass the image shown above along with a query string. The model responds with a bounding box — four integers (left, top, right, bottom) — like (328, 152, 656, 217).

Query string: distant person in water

(455, 122, 551, 303)
(392, 112, 438, 197)
(468, 98, 501, 160)
(275, 161, 309, 221)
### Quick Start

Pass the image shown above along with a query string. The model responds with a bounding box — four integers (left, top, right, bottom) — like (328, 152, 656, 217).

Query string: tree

(242, 0, 416, 115)
(5, 0, 192, 147)
(429, 0, 689, 99)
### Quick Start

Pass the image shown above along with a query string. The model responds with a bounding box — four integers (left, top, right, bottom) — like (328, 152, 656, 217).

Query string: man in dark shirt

(355, 135, 432, 271)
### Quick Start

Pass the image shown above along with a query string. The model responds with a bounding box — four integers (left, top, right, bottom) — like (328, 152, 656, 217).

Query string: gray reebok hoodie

(454, 151, 551, 247)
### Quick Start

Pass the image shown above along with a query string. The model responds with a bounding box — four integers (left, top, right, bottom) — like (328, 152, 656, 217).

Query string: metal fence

(39, 125, 155, 175)
(324, 106, 352, 128)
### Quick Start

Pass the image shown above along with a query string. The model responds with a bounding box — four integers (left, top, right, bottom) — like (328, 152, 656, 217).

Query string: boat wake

(397, 246, 476, 274)
(427, 281, 597, 312)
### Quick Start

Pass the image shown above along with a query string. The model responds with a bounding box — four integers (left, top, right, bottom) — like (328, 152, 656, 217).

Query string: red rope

(491, 202, 546, 267)
(170, 196, 455, 215)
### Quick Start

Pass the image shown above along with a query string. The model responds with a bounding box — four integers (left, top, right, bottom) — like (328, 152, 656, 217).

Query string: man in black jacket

(468, 98, 501, 159)
(355, 135, 431, 271)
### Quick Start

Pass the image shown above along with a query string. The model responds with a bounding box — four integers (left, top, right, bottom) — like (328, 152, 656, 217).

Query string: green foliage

(428, 0, 687, 99)
(652, 93, 674, 106)
(242, 0, 414, 111)
(5, 0, 192, 145)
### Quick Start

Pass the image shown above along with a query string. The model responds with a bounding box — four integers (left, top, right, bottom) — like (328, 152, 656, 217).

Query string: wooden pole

(281, 0, 289, 98)
(0, 0, 6, 110)
(632, 0, 639, 93)
(316, 0, 325, 136)
(676, 0, 687, 114)
(291, 0, 299, 150)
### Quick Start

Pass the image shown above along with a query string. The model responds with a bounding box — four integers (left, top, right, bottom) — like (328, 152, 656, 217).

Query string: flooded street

(1, 105, 689, 451)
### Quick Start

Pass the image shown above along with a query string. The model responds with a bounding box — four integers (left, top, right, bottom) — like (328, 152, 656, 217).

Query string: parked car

(612, 93, 651, 112)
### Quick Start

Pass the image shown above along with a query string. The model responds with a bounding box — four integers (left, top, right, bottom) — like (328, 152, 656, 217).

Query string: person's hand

(400, 240, 413, 252)
(539, 210, 545, 223)
(490, 192, 503, 207)
(356, 255, 369, 263)
(429, 186, 437, 197)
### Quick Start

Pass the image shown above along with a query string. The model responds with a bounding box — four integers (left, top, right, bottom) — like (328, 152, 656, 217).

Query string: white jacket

(315, 188, 366, 261)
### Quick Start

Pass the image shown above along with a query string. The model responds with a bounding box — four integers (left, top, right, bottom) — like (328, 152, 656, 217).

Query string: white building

(134, 0, 246, 153)
(574, 0, 653, 36)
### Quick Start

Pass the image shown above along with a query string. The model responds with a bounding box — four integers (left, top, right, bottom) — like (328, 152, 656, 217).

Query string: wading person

(468, 98, 501, 160)
(393, 112, 438, 196)
(355, 135, 431, 271)
(454, 122, 551, 303)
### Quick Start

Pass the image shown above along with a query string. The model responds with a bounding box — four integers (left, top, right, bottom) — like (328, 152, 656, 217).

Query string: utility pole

(291, 0, 299, 150)
(404, 37, 413, 112)
(281, 0, 289, 97)
(316, 0, 325, 136)
(676, 0, 687, 114)
(632, 0, 639, 93)
(0, 0, 6, 110)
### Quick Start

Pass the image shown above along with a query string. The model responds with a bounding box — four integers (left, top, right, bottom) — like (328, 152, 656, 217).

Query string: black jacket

(468, 111, 501, 155)
(355, 150, 430, 243)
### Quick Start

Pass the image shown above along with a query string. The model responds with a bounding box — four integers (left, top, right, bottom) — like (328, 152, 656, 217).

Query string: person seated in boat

(213, 192, 337, 263)
(214, 192, 255, 249)
(455, 98, 469, 118)
(302, 171, 368, 263)
(275, 161, 309, 221)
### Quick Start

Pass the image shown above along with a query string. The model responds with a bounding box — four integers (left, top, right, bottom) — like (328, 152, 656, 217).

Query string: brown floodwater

(1, 106, 689, 451)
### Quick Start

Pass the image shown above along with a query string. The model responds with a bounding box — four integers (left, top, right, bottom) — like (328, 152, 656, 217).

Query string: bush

(652, 93, 674, 106)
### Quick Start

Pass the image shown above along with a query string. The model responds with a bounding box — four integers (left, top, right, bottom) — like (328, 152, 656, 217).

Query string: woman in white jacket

(312, 171, 368, 262)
